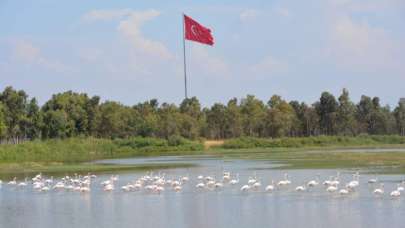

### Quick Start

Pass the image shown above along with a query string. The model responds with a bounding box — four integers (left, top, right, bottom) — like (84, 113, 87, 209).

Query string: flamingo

(206, 180, 216, 189)
(229, 174, 240, 185)
(223, 171, 231, 182)
(8, 177, 17, 185)
(368, 175, 378, 184)
(295, 183, 306, 192)
(339, 188, 349, 195)
(17, 178, 28, 187)
(277, 174, 291, 187)
(155, 186, 164, 194)
(80, 184, 91, 193)
(174, 185, 182, 192)
(373, 183, 384, 195)
(214, 182, 224, 189)
(121, 184, 133, 192)
(326, 185, 338, 193)
(197, 175, 204, 180)
(307, 175, 320, 187)
(104, 184, 114, 192)
(323, 176, 333, 186)
(181, 175, 189, 182)
(53, 181, 65, 190)
(196, 182, 205, 189)
(397, 183, 404, 192)
(265, 181, 275, 192)
(41, 186, 50, 192)
(390, 189, 401, 197)
(240, 184, 250, 192)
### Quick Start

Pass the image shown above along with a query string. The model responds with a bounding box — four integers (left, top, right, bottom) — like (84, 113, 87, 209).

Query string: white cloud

(326, 15, 403, 72)
(239, 9, 260, 22)
(117, 10, 172, 60)
(83, 9, 172, 60)
(189, 45, 230, 78)
(82, 9, 133, 22)
(251, 56, 288, 76)
(11, 40, 70, 73)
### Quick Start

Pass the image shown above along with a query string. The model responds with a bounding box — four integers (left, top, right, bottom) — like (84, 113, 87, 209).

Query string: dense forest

(0, 86, 404, 143)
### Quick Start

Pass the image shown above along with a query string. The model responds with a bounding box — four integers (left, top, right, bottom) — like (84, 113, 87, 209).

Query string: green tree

(157, 103, 181, 138)
(315, 92, 338, 135)
(206, 103, 227, 139)
(224, 98, 243, 138)
(24, 98, 42, 139)
(394, 99, 405, 136)
(134, 100, 159, 137)
(336, 89, 357, 135)
(42, 110, 71, 138)
(265, 95, 296, 137)
(179, 97, 203, 139)
(0, 86, 29, 142)
(240, 95, 266, 136)
(42, 91, 91, 137)
(0, 102, 7, 138)
(85, 96, 101, 136)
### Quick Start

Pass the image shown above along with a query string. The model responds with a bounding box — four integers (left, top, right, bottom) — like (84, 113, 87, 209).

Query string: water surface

(1, 155, 404, 228)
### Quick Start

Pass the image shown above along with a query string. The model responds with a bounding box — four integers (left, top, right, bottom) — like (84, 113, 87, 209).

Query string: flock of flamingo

(0, 171, 404, 198)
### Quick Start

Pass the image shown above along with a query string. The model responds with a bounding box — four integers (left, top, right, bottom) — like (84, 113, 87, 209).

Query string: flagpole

(182, 13, 188, 99)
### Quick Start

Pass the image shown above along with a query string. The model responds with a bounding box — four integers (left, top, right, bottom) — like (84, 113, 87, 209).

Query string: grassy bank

(2, 135, 405, 176)
(218, 135, 405, 149)
(0, 136, 203, 163)
(0, 136, 203, 177)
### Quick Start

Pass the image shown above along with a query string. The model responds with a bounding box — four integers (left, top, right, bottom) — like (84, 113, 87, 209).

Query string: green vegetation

(1, 86, 405, 176)
(219, 135, 405, 149)
(0, 136, 202, 177)
(0, 137, 203, 163)
(0, 86, 405, 144)
(1, 135, 405, 176)
(211, 147, 405, 174)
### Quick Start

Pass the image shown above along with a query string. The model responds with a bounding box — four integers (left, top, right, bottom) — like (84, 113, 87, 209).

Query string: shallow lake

(1, 155, 405, 228)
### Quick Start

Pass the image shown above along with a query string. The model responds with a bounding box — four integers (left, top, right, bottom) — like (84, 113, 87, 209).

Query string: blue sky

(0, 0, 404, 107)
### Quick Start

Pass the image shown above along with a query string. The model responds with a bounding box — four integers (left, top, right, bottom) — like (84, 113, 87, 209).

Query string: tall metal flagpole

(182, 13, 188, 99)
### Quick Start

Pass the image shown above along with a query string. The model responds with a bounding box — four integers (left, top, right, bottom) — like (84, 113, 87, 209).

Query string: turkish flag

(184, 15, 214, 46)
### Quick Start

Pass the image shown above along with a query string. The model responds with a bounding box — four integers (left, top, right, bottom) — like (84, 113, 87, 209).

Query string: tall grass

(0, 137, 203, 163)
(220, 135, 405, 149)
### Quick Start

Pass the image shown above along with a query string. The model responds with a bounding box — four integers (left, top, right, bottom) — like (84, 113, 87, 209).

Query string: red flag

(184, 15, 214, 46)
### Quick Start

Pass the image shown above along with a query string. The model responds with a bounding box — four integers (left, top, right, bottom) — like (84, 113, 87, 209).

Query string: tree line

(0, 86, 404, 143)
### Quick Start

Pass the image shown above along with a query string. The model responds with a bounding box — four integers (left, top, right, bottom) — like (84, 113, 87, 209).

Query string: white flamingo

(230, 174, 240, 185)
(265, 181, 275, 192)
(326, 185, 338, 193)
(277, 174, 291, 186)
(397, 182, 404, 192)
(8, 177, 17, 185)
(390, 189, 401, 197)
(368, 175, 378, 184)
(339, 188, 349, 195)
(252, 181, 261, 190)
(307, 175, 320, 187)
(196, 182, 205, 189)
(17, 178, 28, 187)
(373, 183, 384, 195)
(240, 184, 250, 192)
(295, 183, 306, 192)
(174, 185, 182, 192)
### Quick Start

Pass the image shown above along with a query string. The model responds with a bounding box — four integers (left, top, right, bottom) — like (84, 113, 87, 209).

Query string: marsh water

(1, 154, 405, 228)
